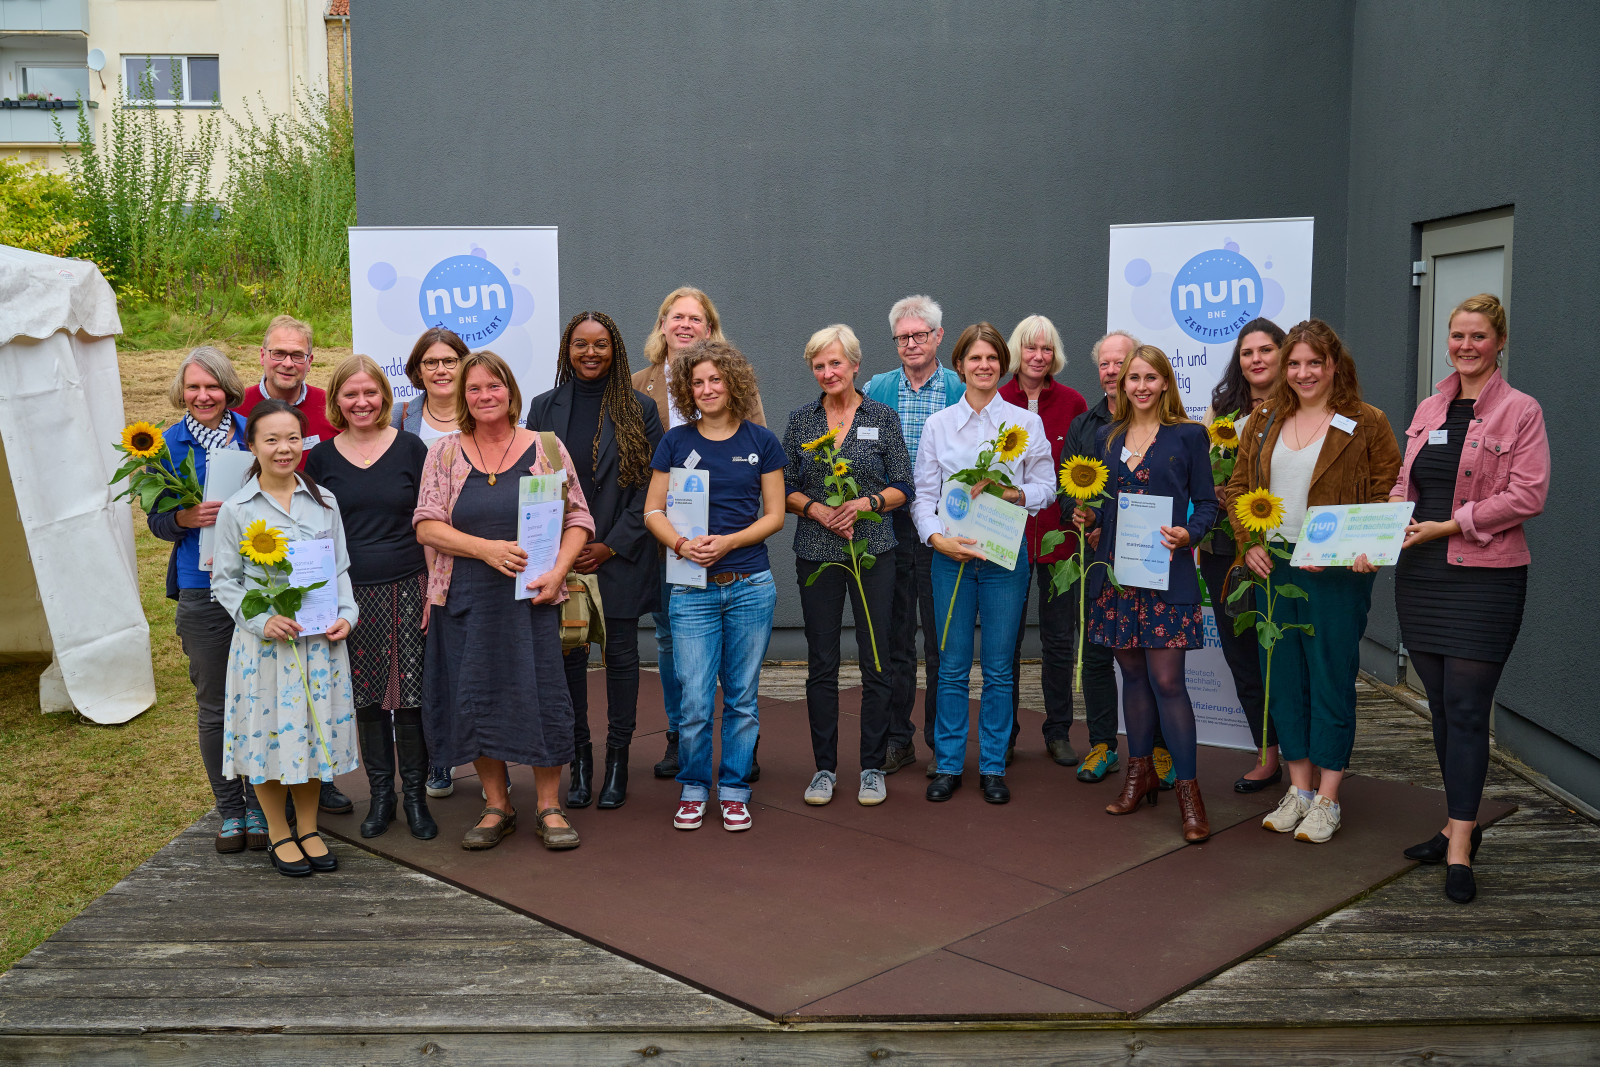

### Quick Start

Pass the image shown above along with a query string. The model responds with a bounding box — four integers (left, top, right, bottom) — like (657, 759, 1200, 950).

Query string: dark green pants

(1256, 553, 1375, 772)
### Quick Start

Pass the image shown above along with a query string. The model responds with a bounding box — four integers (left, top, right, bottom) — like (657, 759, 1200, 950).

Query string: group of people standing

(153, 288, 1545, 905)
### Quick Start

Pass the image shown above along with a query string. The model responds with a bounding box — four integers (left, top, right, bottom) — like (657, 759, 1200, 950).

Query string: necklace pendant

(488, 473, 497, 486)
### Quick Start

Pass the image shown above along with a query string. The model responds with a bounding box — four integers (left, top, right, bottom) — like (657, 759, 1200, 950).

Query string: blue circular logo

(944, 488, 970, 520)
(1170, 249, 1263, 343)
(1118, 495, 1130, 510)
(1306, 511, 1339, 543)
(418, 255, 513, 346)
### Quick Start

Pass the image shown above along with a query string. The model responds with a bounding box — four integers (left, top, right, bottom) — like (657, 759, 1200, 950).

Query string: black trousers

(1009, 560, 1076, 744)
(1409, 650, 1504, 822)
(562, 615, 641, 750)
(176, 591, 259, 819)
(1198, 548, 1274, 748)
(798, 551, 896, 773)
(886, 510, 938, 752)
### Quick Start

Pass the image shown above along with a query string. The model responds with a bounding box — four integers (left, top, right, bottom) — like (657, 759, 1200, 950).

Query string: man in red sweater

(238, 314, 340, 463)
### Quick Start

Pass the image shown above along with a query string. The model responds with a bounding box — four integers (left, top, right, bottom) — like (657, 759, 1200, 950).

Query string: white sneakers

(1262, 787, 1342, 842)
(804, 770, 837, 806)
(673, 799, 752, 831)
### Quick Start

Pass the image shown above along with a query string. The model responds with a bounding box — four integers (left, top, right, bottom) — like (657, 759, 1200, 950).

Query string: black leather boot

(653, 732, 679, 778)
(750, 738, 762, 783)
(597, 745, 629, 809)
(393, 720, 438, 840)
(357, 718, 397, 838)
(567, 741, 594, 808)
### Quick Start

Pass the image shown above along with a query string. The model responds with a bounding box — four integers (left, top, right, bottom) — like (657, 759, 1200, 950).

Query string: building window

(121, 55, 220, 105)
(23, 67, 91, 101)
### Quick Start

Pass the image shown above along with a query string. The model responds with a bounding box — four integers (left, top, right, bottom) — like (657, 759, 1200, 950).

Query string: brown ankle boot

(1105, 755, 1158, 815)
(1175, 779, 1210, 842)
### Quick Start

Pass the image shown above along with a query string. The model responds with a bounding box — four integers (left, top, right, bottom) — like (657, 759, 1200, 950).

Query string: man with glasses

(863, 295, 965, 776)
(240, 314, 339, 465)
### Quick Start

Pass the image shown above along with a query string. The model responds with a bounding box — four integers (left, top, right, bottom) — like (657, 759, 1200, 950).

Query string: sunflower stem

(285, 636, 338, 773)
(940, 560, 965, 652)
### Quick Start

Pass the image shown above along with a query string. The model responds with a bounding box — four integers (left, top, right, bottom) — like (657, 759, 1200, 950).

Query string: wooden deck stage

(1, 671, 1597, 1064)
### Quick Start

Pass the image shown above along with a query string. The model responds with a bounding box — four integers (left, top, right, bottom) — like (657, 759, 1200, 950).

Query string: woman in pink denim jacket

(1389, 294, 1548, 904)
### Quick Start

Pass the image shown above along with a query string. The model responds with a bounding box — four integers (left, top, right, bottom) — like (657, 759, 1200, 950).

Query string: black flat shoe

(295, 831, 338, 873)
(980, 774, 1010, 804)
(926, 773, 962, 802)
(1405, 824, 1483, 864)
(269, 837, 312, 878)
(1445, 863, 1476, 903)
(1233, 768, 1282, 793)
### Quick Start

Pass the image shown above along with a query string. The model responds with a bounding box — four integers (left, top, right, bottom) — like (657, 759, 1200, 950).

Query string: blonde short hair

(1007, 314, 1066, 376)
(168, 346, 245, 410)
(325, 354, 394, 431)
(803, 323, 862, 367)
(263, 314, 313, 350)
(453, 350, 523, 435)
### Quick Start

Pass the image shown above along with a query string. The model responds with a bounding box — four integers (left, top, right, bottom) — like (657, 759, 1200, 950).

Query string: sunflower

(240, 519, 289, 566)
(1058, 455, 1109, 501)
(1234, 488, 1285, 534)
(995, 424, 1029, 462)
(802, 427, 839, 452)
(832, 460, 850, 477)
(120, 421, 164, 459)
(1207, 417, 1240, 451)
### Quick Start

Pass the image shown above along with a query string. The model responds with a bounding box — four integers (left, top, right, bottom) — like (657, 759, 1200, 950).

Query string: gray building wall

(1342, 0, 1600, 805)
(351, 0, 1355, 655)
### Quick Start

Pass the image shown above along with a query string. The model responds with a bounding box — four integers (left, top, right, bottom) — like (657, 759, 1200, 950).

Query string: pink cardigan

(1390, 370, 1547, 567)
(413, 432, 595, 606)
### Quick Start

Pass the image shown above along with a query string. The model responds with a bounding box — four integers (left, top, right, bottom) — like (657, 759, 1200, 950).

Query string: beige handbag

(536, 431, 607, 653)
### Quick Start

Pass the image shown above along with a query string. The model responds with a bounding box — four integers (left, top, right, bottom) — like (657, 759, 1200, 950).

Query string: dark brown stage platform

(328, 676, 1513, 1023)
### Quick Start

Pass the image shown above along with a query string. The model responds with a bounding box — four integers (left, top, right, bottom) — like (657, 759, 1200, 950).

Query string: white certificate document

(515, 474, 566, 600)
(285, 538, 339, 636)
(665, 467, 709, 588)
(198, 448, 255, 571)
(1289, 502, 1416, 567)
(1113, 492, 1173, 591)
(938, 478, 1027, 571)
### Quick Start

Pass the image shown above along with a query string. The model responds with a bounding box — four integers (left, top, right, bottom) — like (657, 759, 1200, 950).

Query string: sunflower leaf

(1275, 582, 1309, 600)
(1040, 530, 1066, 557)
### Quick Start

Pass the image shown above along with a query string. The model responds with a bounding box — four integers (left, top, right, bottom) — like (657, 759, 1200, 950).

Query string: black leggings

(1113, 648, 1198, 780)
(1408, 650, 1504, 822)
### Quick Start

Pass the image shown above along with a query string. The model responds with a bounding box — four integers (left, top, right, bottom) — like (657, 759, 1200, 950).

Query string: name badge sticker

(1120, 446, 1134, 464)
(1330, 414, 1357, 435)
(684, 450, 701, 470)
(1428, 429, 1448, 445)
(857, 426, 879, 441)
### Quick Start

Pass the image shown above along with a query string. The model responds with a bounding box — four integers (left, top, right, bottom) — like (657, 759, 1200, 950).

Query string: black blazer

(1086, 420, 1218, 605)
(525, 380, 665, 618)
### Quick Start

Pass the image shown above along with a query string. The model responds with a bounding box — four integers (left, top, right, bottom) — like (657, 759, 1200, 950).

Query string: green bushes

(0, 156, 84, 258)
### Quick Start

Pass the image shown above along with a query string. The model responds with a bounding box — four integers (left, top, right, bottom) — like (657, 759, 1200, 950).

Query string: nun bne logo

(419, 255, 513, 346)
(944, 487, 971, 521)
(1305, 510, 1340, 544)
(1170, 249, 1263, 343)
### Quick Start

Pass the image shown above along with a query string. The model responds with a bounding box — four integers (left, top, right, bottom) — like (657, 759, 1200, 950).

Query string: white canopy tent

(0, 245, 155, 723)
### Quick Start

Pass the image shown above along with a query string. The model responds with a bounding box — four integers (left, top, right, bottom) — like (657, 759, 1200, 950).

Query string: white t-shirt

(417, 416, 450, 443)
(1271, 433, 1323, 542)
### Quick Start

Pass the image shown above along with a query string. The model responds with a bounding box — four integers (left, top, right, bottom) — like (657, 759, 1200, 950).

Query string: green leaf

(1232, 612, 1260, 635)
(1275, 582, 1309, 600)
(1226, 580, 1255, 603)
(804, 569, 821, 587)
(1268, 544, 1291, 559)
(1040, 530, 1066, 556)
(859, 553, 876, 570)
(825, 494, 843, 507)
(1101, 563, 1123, 592)
(850, 538, 868, 554)
(240, 590, 271, 619)
(858, 510, 883, 523)
(1283, 622, 1314, 633)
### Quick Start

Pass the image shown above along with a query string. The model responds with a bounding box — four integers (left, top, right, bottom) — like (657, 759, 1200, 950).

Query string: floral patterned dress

(1089, 462, 1203, 650)
(211, 477, 360, 785)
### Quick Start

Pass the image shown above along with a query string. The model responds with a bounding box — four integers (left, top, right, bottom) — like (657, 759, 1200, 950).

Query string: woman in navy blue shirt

(1081, 345, 1218, 843)
(643, 340, 786, 834)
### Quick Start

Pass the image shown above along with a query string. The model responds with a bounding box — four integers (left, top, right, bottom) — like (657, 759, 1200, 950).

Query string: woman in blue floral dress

(212, 400, 359, 878)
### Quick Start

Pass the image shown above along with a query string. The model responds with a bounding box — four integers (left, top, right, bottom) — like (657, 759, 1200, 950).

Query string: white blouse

(911, 393, 1057, 546)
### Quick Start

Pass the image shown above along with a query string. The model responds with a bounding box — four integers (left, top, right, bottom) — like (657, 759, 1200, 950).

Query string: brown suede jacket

(632, 360, 766, 429)
(1222, 399, 1402, 555)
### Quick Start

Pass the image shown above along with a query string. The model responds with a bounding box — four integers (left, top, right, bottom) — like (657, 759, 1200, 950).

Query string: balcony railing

(0, 99, 94, 143)
(0, 0, 89, 34)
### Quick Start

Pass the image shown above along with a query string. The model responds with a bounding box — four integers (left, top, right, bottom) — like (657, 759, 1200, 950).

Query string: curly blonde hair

(667, 339, 761, 424)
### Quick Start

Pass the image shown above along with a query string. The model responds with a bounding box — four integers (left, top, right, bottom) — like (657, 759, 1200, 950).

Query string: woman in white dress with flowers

(212, 399, 359, 877)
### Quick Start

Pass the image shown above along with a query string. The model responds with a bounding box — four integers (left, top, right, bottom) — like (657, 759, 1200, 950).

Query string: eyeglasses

(893, 330, 934, 348)
(266, 348, 310, 365)
(420, 356, 460, 371)
(570, 341, 612, 355)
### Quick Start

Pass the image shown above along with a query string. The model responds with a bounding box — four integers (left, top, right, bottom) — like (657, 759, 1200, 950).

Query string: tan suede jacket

(632, 360, 766, 429)
(1222, 399, 1401, 555)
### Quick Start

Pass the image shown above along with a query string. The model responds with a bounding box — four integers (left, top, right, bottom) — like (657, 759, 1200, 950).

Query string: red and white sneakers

(673, 800, 706, 830)
(720, 800, 752, 832)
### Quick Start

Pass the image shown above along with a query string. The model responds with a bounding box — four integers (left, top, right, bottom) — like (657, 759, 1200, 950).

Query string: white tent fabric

(0, 245, 155, 723)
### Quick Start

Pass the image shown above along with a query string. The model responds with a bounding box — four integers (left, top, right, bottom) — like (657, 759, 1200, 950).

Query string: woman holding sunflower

(211, 400, 360, 877)
(144, 347, 271, 855)
(910, 323, 1055, 804)
(1200, 318, 1285, 792)
(1080, 345, 1217, 842)
(1223, 320, 1401, 845)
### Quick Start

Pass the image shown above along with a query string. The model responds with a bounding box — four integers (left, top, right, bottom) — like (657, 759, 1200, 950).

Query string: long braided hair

(554, 311, 653, 488)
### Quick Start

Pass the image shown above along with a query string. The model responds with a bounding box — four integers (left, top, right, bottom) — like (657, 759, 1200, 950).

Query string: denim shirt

(781, 394, 913, 563)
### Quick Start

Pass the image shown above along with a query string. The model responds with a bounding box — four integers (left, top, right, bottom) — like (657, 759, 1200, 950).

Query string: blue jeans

(930, 547, 1031, 777)
(655, 558, 683, 733)
(668, 570, 777, 802)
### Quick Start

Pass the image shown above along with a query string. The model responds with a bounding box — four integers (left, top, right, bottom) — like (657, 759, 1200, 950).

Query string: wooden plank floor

(2, 668, 1598, 1064)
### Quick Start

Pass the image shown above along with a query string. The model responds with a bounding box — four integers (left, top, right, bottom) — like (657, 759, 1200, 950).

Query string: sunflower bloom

(1234, 488, 1285, 534)
(120, 421, 164, 459)
(802, 427, 839, 452)
(995, 424, 1029, 462)
(240, 519, 289, 566)
(1208, 417, 1240, 451)
(1059, 456, 1109, 501)
(832, 460, 850, 476)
